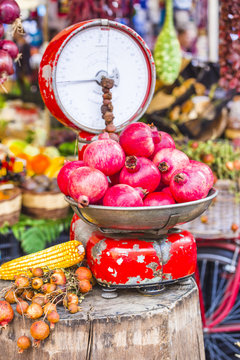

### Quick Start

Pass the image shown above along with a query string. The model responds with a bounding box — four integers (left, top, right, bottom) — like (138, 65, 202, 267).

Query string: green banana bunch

(154, 0, 182, 85)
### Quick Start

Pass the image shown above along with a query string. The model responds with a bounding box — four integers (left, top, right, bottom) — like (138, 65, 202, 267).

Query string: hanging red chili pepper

(219, 1, 240, 92)
(67, 0, 139, 23)
(67, 0, 122, 23)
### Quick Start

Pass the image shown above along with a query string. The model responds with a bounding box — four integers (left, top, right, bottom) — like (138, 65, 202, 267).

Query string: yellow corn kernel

(0, 240, 85, 280)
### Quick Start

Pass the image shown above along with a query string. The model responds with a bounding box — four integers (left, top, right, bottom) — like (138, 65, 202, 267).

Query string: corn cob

(154, 0, 182, 85)
(0, 240, 85, 280)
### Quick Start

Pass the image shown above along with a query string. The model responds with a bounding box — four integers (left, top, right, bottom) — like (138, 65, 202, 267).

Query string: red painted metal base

(86, 229, 196, 288)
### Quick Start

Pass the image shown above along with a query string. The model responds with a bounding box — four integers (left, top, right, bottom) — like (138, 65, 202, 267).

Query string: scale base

(137, 285, 165, 296)
(98, 276, 192, 299)
(101, 288, 118, 299)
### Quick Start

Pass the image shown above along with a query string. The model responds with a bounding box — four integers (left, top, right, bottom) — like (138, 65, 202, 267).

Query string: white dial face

(54, 24, 150, 133)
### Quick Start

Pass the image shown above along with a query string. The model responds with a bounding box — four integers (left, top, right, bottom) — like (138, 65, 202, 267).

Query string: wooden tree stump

(0, 278, 205, 360)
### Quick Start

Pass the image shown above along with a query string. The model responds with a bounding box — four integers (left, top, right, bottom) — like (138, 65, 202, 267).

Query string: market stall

(0, 0, 239, 359)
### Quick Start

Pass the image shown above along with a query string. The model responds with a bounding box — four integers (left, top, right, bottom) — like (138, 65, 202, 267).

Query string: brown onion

(43, 303, 56, 315)
(32, 277, 43, 290)
(26, 303, 43, 319)
(4, 289, 17, 304)
(16, 300, 29, 315)
(50, 270, 66, 285)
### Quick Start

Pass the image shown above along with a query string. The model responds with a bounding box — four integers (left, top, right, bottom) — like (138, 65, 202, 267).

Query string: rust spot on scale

(91, 239, 107, 264)
(153, 239, 172, 265)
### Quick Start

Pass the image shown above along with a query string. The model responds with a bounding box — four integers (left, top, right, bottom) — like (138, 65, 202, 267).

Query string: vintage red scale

(39, 19, 216, 297)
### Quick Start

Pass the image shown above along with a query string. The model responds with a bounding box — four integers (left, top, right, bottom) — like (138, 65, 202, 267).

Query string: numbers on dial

(54, 25, 150, 132)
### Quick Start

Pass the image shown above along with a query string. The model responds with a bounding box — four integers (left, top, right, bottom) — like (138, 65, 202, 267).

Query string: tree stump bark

(0, 278, 205, 360)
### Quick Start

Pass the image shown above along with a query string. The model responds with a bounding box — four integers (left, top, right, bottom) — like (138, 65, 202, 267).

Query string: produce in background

(67, 0, 134, 24)
(4, 140, 65, 178)
(0, 265, 94, 351)
(180, 140, 240, 182)
(0, 0, 24, 87)
(154, 0, 182, 85)
(0, 48, 14, 85)
(219, 1, 240, 91)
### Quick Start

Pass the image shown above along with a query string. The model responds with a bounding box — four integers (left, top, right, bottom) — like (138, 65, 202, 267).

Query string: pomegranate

(143, 192, 175, 206)
(0, 300, 14, 327)
(47, 311, 60, 329)
(17, 335, 31, 353)
(57, 160, 84, 196)
(109, 172, 120, 186)
(68, 166, 108, 206)
(152, 131, 176, 157)
(98, 132, 110, 140)
(103, 184, 144, 207)
(30, 321, 50, 346)
(155, 179, 167, 191)
(170, 168, 209, 203)
(189, 160, 214, 189)
(162, 187, 174, 198)
(83, 138, 125, 176)
(153, 148, 189, 185)
(149, 124, 161, 145)
(119, 156, 160, 193)
(119, 122, 159, 157)
(75, 267, 92, 281)
(26, 303, 43, 319)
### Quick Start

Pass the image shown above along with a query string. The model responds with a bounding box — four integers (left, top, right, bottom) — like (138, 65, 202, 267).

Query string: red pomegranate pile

(57, 123, 214, 207)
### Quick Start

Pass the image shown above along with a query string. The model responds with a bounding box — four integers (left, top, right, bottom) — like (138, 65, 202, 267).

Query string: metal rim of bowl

(65, 188, 218, 212)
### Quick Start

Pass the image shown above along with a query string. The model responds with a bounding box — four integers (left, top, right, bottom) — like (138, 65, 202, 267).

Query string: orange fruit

(75, 267, 92, 281)
(78, 279, 92, 294)
(31, 154, 51, 175)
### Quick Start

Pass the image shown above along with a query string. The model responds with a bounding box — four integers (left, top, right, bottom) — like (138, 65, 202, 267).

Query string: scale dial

(39, 19, 155, 134)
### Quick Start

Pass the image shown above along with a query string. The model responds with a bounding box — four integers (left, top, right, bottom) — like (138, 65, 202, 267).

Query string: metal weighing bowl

(65, 188, 217, 234)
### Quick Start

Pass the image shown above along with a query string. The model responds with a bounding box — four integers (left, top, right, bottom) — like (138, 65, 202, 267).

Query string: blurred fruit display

(219, 1, 240, 91)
